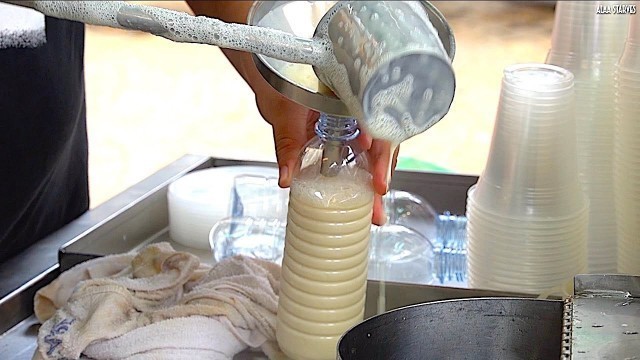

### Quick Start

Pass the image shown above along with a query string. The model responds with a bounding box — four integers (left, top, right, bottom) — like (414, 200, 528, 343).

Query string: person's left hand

(253, 87, 399, 226)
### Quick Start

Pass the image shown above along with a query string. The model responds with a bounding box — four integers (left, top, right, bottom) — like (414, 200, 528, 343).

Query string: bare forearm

(185, 1, 253, 24)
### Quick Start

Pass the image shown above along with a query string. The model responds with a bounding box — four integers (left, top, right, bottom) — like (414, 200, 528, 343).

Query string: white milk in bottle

(276, 114, 374, 360)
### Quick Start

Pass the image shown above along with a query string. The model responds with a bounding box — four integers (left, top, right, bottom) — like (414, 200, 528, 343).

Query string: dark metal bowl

(338, 297, 564, 360)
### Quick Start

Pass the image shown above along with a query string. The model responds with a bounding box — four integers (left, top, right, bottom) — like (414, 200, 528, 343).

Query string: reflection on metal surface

(249, 1, 342, 114)
(339, 297, 564, 360)
(570, 274, 640, 359)
(0, 156, 533, 360)
(247, 1, 455, 115)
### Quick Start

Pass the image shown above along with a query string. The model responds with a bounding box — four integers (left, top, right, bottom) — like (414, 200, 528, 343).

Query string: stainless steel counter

(2, 154, 639, 359)
(0, 154, 490, 359)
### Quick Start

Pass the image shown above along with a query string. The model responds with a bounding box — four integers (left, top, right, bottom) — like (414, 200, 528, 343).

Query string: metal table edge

(0, 154, 214, 334)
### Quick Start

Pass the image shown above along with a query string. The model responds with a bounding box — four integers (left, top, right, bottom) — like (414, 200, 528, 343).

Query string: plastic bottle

(276, 113, 374, 360)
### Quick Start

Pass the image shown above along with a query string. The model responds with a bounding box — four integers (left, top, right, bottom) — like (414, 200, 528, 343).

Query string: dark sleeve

(0, 16, 89, 263)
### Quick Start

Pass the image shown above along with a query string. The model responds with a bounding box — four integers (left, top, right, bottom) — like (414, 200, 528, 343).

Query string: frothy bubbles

(292, 166, 374, 209)
(313, 1, 456, 144)
(23, 1, 328, 67)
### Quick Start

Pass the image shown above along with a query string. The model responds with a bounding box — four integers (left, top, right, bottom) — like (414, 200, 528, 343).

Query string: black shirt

(0, 17, 89, 263)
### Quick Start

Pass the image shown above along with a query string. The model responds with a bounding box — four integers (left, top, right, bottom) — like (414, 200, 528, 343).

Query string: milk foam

(313, 1, 452, 144)
(21, 1, 327, 66)
(22, 0, 450, 145)
(0, 3, 45, 49)
(291, 166, 374, 209)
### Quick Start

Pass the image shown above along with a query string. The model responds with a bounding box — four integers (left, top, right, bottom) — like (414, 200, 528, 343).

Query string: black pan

(337, 297, 564, 360)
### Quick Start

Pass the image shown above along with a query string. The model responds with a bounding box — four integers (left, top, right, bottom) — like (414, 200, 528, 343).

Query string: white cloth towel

(0, 2, 46, 49)
(32, 242, 286, 360)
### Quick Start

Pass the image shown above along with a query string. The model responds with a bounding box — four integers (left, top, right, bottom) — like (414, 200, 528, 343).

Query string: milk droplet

(423, 88, 434, 103)
(354, 58, 361, 70)
(391, 67, 401, 81)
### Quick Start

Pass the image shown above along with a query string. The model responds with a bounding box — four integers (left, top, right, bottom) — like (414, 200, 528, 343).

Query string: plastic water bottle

(434, 212, 467, 287)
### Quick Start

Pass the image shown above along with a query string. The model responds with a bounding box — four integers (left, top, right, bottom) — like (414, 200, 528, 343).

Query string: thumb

(270, 111, 315, 188)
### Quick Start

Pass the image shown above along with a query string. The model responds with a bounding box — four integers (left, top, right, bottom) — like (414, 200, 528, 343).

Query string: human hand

(254, 89, 399, 226)
(189, 0, 398, 224)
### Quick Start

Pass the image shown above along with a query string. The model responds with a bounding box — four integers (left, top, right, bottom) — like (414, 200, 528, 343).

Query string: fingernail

(385, 163, 392, 193)
(279, 165, 289, 187)
(379, 211, 387, 226)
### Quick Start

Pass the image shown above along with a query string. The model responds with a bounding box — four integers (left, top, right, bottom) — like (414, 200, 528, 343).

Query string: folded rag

(33, 242, 285, 360)
(0, 2, 46, 49)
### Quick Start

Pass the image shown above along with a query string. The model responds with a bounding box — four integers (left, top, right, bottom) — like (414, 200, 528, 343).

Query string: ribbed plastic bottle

(276, 113, 374, 360)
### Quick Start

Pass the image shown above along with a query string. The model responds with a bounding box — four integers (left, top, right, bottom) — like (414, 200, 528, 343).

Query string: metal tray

(7, 155, 638, 359)
(2, 154, 534, 360)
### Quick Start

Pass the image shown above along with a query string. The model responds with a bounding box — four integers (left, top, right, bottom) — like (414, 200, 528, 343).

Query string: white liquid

(277, 170, 374, 360)
(312, 2, 451, 145)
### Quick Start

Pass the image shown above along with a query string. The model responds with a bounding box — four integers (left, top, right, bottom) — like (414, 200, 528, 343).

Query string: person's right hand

(184, 1, 399, 224)
(253, 86, 400, 226)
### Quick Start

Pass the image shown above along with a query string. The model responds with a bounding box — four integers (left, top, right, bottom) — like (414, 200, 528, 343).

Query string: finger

(390, 143, 400, 177)
(356, 131, 373, 151)
(271, 123, 307, 188)
(306, 110, 321, 140)
(368, 139, 393, 195)
(371, 193, 387, 226)
(255, 91, 316, 188)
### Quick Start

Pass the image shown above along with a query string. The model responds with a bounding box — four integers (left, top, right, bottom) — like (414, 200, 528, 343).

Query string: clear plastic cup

(467, 243, 584, 269)
(209, 216, 286, 264)
(616, 70, 640, 82)
(466, 215, 588, 240)
(619, 35, 640, 71)
(230, 174, 289, 221)
(466, 238, 585, 264)
(548, 1, 629, 59)
(617, 73, 640, 84)
(467, 255, 585, 280)
(628, 9, 640, 45)
(466, 251, 584, 279)
(167, 166, 280, 250)
(467, 256, 584, 292)
(466, 223, 587, 252)
(546, 1, 627, 274)
(614, 26, 640, 276)
(473, 64, 587, 220)
(465, 213, 588, 249)
(467, 265, 582, 292)
(467, 186, 588, 224)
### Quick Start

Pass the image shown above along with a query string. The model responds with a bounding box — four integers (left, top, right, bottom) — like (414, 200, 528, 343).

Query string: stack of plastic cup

(615, 11, 640, 275)
(546, 1, 630, 273)
(466, 64, 588, 296)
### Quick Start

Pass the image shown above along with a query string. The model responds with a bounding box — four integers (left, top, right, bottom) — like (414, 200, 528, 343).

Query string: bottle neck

(315, 113, 359, 142)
